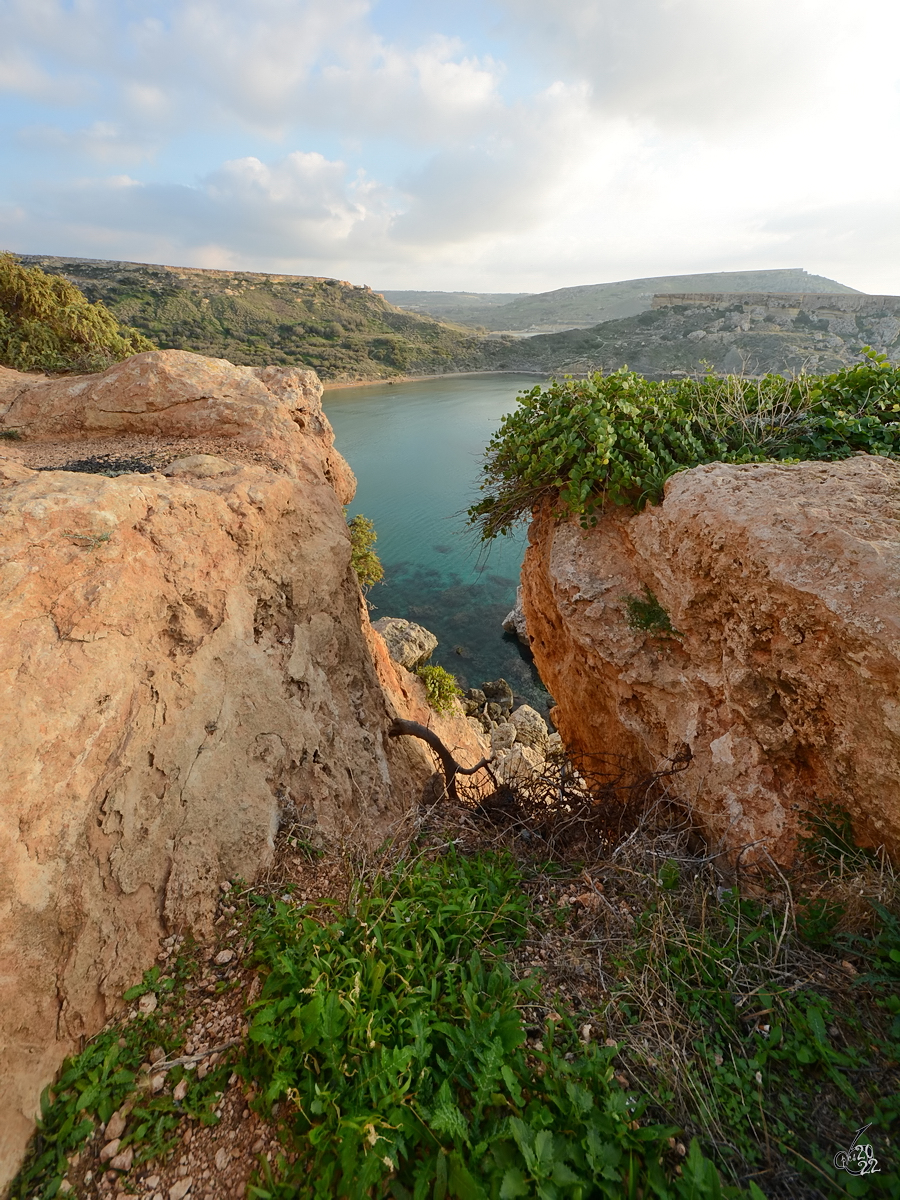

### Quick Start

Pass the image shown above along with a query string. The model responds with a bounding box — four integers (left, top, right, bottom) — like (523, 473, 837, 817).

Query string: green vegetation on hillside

(388, 270, 858, 332)
(470, 352, 900, 538)
(14, 256, 511, 382)
(0, 253, 155, 373)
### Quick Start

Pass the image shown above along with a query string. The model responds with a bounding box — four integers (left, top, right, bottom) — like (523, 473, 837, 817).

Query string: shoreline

(321, 369, 545, 391)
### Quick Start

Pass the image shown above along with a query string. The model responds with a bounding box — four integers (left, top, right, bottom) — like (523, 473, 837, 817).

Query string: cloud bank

(1, 0, 898, 291)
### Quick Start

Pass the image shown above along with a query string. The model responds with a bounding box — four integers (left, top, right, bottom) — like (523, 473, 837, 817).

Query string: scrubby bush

(346, 512, 384, 589)
(0, 252, 155, 374)
(470, 352, 900, 538)
(416, 663, 462, 713)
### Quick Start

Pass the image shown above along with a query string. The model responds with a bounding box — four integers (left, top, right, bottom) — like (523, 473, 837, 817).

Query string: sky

(1, 0, 899, 293)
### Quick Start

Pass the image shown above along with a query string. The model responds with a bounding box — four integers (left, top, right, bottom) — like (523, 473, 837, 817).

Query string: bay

(323, 372, 551, 712)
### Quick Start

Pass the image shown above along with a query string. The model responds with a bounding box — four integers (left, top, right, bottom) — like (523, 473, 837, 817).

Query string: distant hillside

(386, 269, 859, 333)
(488, 292, 900, 377)
(380, 290, 530, 320)
(14, 255, 510, 382)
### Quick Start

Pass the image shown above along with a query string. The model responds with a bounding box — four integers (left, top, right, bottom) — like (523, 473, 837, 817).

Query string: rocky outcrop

(0, 351, 484, 1189)
(521, 456, 900, 865)
(371, 617, 438, 670)
(502, 585, 529, 644)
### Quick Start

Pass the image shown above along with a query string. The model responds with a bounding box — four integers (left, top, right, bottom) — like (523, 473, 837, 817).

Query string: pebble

(215, 1148, 230, 1171)
(106, 1109, 127, 1141)
(145, 1176, 161, 1189)
(150, 1046, 167, 1064)
(173, 1077, 189, 1102)
(99, 1139, 121, 1163)
(110, 1147, 135, 1172)
(214, 949, 234, 965)
(169, 1178, 193, 1200)
(139, 993, 159, 1015)
(151, 1073, 166, 1094)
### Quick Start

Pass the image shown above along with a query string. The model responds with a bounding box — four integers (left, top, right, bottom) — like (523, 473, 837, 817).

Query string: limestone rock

(0, 351, 443, 1189)
(490, 723, 517, 754)
(521, 457, 900, 864)
(163, 454, 236, 478)
(502, 586, 529, 643)
(494, 744, 544, 785)
(509, 705, 550, 751)
(0, 349, 355, 503)
(371, 617, 438, 670)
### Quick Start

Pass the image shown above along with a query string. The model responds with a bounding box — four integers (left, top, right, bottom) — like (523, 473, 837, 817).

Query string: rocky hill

(384, 268, 858, 333)
(497, 291, 900, 376)
(13, 255, 510, 382)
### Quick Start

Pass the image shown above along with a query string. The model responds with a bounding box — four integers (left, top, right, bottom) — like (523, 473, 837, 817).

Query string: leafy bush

(416, 663, 462, 713)
(346, 512, 384, 589)
(243, 851, 734, 1199)
(0, 252, 155, 374)
(470, 352, 900, 538)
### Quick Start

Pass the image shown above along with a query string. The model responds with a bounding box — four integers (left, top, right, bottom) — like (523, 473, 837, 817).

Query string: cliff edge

(0, 350, 484, 1188)
(521, 456, 900, 865)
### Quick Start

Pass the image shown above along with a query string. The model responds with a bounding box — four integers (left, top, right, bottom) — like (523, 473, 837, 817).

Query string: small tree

(0, 253, 155, 374)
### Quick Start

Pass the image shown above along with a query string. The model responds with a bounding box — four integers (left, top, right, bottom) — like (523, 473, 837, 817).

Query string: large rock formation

(521, 456, 900, 865)
(0, 351, 485, 1189)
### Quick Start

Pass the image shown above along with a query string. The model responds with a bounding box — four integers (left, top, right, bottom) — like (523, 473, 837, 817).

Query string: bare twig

(153, 1037, 242, 1072)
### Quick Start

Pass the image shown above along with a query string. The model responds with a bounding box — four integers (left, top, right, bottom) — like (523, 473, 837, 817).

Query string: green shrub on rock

(470, 352, 900, 538)
(0, 252, 155, 374)
(416, 663, 462, 713)
(346, 512, 384, 590)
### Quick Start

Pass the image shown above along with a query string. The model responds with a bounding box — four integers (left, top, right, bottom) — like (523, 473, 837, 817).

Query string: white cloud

(0, 0, 898, 292)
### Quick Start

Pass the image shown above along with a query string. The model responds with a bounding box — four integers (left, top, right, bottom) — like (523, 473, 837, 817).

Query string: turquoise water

(323, 373, 551, 711)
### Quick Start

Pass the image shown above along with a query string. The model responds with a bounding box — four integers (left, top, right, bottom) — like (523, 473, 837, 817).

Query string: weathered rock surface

(0, 349, 355, 501)
(521, 456, 900, 864)
(502, 585, 529, 643)
(509, 705, 550, 752)
(371, 617, 438, 670)
(0, 351, 481, 1189)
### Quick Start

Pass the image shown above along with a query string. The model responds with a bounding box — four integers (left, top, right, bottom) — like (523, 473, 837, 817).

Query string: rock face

(521, 456, 900, 864)
(0, 351, 484, 1189)
(371, 617, 438, 670)
(502, 585, 529, 644)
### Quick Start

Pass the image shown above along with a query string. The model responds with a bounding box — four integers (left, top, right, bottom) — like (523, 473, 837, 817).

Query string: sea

(323, 372, 552, 712)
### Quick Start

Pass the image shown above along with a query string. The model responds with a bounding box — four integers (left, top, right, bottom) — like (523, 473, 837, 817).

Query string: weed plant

(0, 253, 155, 374)
(416, 664, 464, 713)
(243, 849, 738, 1199)
(10, 946, 232, 1200)
(469, 352, 900, 538)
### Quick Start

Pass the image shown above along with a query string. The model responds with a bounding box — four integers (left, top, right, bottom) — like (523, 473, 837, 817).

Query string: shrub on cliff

(346, 512, 384, 589)
(470, 351, 900, 538)
(0, 253, 155, 374)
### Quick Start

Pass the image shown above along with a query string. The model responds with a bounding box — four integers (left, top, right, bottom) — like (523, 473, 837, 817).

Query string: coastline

(322, 369, 545, 391)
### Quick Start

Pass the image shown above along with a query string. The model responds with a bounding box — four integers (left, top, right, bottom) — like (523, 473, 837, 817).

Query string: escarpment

(521, 456, 900, 865)
(0, 350, 485, 1189)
